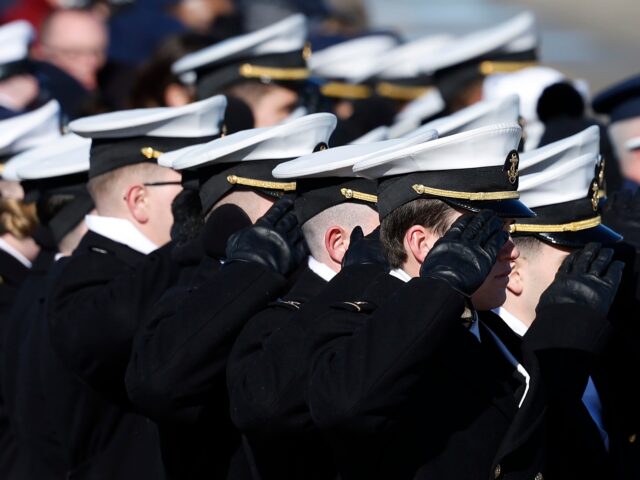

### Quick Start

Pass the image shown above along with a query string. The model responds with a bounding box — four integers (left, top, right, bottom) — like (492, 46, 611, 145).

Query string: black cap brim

(517, 224, 622, 248)
(444, 198, 536, 218)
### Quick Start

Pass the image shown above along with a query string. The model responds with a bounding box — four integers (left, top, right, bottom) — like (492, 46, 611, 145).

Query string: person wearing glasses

(44, 96, 226, 480)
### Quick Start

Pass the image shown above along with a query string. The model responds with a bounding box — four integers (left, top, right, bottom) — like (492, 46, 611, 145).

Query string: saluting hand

(225, 195, 308, 276)
(419, 210, 509, 297)
(342, 226, 389, 269)
(537, 242, 624, 316)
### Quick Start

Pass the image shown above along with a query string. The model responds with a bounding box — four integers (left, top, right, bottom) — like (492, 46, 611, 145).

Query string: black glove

(342, 226, 389, 269)
(537, 242, 624, 316)
(602, 189, 640, 250)
(225, 195, 307, 276)
(419, 210, 508, 297)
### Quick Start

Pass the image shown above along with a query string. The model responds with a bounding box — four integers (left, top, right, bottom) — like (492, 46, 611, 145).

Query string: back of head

(86, 162, 168, 217)
(380, 198, 457, 269)
(302, 202, 377, 262)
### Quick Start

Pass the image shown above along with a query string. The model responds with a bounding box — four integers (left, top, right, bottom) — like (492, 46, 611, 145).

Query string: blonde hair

(0, 198, 39, 239)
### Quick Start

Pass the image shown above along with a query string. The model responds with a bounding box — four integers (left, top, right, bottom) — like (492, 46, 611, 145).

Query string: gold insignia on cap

(140, 147, 163, 159)
(591, 180, 599, 211)
(313, 142, 328, 152)
(303, 42, 312, 61)
(506, 150, 519, 185)
(597, 158, 605, 187)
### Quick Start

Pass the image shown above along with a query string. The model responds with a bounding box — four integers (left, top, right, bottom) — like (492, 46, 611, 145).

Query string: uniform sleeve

(47, 244, 179, 405)
(227, 264, 387, 435)
(125, 260, 287, 424)
(307, 276, 465, 433)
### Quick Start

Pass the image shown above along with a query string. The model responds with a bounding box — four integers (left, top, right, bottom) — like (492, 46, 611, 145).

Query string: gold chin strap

(238, 64, 310, 81)
(141, 147, 163, 159)
(478, 60, 538, 76)
(340, 188, 377, 204)
(227, 175, 296, 191)
(375, 82, 434, 101)
(509, 216, 601, 234)
(320, 82, 372, 99)
(412, 184, 519, 201)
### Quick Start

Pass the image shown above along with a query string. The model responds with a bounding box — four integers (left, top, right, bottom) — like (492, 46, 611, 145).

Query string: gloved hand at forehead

(225, 195, 308, 276)
(420, 210, 509, 297)
(537, 242, 624, 316)
(342, 226, 389, 269)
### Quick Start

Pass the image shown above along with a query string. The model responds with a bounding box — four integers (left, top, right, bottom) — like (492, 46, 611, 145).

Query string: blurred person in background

(593, 74, 640, 192)
(128, 32, 214, 108)
(32, 8, 108, 92)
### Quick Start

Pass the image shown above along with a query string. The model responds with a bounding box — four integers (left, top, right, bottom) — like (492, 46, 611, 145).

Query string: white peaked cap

(403, 94, 520, 139)
(69, 95, 227, 139)
(0, 100, 61, 159)
(349, 126, 390, 145)
(273, 128, 438, 179)
(394, 89, 446, 121)
(172, 14, 308, 82)
(625, 136, 640, 151)
(483, 66, 565, 123)
(0, 20, 34, 65)
(351, 34, 453, 83)
(422, 12, 538, 74)
(354, 123, 522, 178)
(389, 90, 447, 138)
(161, 113, 337, 170)
(309, 35, 399, 81)
(4, 134, 90, 182)
(518, 126, 600, 208)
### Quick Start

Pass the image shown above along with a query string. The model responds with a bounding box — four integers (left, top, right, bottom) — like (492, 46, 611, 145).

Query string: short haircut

(0, 198, 39, 239)
(380, 198, 457, 268)
(512, 235, 544, 258)
(87, 162, 166, 210)
(301, 202, 376, 260)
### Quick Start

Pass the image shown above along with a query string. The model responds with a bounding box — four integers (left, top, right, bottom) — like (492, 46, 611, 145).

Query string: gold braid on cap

(509, 216, 602, 234)
(412, 184, 519, 201)
(239, 64, 310, 81)
(375, 82, 434, 101)
(478, 60, 539, 75)
(227, 175, 296, 191)
(340, 188, 377, 203)
(320, 82, 372, 99)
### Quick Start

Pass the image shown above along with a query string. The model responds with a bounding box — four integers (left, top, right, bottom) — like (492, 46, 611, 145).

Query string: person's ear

(325, 225, 349, 265)
(507, 257, 525, 296)
(124, 184, 150, 224)
(404, 225, 439, 264)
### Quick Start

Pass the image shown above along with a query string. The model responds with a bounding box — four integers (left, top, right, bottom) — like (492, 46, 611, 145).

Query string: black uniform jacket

(307, 270, 552, 480)
(2, 250, 66, 479)
(126, 254, 289, 480)
(510, 295, 640, 480)
(0, 248, 30, 479)
(45, 231, 170, 479)
(228, 263, 386, 480)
